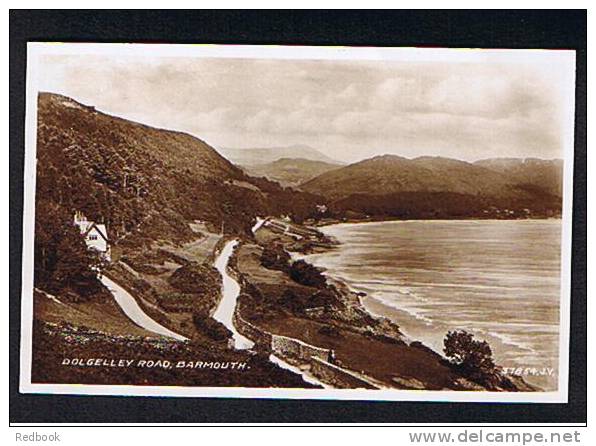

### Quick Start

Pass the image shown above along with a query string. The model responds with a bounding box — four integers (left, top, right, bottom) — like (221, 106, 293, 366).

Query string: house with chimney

(74, 211, 111, 262)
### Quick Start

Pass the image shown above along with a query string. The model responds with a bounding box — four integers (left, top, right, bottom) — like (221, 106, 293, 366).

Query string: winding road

(211, 238, 329, 388)
(102, 236, 329, 387)
(100, 275, 188, 341)
(212, 240, 255, 350)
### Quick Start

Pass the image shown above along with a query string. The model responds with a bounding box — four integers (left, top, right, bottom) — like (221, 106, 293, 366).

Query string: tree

(34, 200, 104, 298)
(443, 330, 495, 375)
(53, 226, 103, 294)
(288, 260, 326, 288)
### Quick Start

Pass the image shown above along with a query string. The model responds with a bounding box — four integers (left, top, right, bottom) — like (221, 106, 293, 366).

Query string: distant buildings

(73, 211, 111, 262)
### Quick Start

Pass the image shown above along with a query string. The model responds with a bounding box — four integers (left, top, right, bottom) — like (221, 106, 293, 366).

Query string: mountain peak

(357, 154, 408, 164)
(218, 145, 339, 166)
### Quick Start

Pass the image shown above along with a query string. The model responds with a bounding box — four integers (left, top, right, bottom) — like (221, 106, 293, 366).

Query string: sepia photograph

(19, 42, 575, 403)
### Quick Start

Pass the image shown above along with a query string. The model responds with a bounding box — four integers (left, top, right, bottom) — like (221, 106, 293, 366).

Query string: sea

(301, 219, 563, 390)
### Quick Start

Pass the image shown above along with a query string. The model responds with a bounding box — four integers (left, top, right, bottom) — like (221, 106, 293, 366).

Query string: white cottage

(74, 211, 111, 262)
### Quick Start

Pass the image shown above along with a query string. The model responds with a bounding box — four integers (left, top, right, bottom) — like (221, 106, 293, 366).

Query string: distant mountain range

(217, 145, 340, 166)
(301, 154, 562, 219)
(36, 92, 564, 251)
(243, 158, 341, 188)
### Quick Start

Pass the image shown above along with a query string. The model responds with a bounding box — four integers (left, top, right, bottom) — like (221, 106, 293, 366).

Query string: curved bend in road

(212, 240, 255, 350)
(212, 239, 330, 388)
(100, 275, 188, 341)
(251, 217, 266, 234)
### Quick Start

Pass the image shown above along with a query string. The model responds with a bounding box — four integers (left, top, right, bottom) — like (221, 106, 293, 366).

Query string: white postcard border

(20, 43, 576, 403)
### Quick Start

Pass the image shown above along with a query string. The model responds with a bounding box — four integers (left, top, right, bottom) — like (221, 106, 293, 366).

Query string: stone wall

(231, 261, 382, 389)
(234, 313, 383, 389)
(310, 357, 381, 389)
(234, 314, 329, 361)
(233, 313, 273, 350)
(271, 335, 330, 363)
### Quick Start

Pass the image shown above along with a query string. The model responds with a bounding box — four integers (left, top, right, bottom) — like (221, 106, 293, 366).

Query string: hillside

(34, 92, 325, 302)
(301, 155, 562, 219)
(302, 155, 531, 199)
(474, 158, 564, 197)
(217, 145, 339, 166)
(243, 157, 341, 188)
(35, 93, 322, 250)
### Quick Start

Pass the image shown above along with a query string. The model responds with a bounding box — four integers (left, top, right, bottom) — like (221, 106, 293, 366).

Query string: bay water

(302, 220, 562, 390)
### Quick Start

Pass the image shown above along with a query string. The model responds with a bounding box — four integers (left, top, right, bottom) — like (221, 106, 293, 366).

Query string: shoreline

(313, 216, 563, 228)
(294, 219, 556, 391)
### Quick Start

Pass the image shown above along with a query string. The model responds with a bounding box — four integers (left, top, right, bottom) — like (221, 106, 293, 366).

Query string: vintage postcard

(20, 43, 575, 402)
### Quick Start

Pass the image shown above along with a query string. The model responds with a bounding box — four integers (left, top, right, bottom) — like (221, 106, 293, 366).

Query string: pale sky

(38, 50, 575, 163)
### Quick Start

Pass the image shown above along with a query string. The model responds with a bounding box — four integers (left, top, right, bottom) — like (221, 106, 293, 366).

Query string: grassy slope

(475, 158, 564, 197)
(32, 290, 317, 388)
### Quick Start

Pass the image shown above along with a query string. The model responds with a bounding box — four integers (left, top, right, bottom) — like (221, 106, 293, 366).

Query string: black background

(9, 10, 587, 424)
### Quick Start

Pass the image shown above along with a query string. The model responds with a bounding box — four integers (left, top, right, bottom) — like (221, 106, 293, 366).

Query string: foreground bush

(444, 330, 496, 374)
(442, 329, 515, 389)
(34, 200, 106, 300)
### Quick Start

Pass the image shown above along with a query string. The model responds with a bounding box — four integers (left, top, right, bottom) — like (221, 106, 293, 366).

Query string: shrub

(192, 313, 232, 342)
(169, 262, 220, 295)
(277, 289, 304, 313)
(288, 260, 326, 288)
(260, 244, 290, 271)
(318, 325, 342, 338)
(309, 289, 336, 307)
(443, 330, 496, 375)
